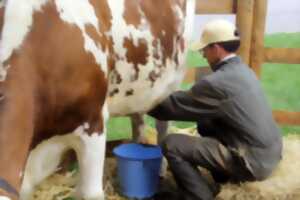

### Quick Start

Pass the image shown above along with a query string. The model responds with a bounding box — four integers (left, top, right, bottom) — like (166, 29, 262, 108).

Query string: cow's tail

(184, 0, 196, 42)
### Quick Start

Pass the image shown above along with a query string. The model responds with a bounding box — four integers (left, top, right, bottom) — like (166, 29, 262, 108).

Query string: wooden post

(236, 0, 254, 65)
(249, 0, 268, 78)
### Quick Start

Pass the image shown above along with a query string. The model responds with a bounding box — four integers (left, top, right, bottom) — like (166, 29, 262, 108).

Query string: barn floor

(31, 135, 300, 200)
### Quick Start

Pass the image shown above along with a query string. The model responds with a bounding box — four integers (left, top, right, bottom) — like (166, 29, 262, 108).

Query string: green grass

(264, 33, 300, 48)
(261, 33, 300, 111)
(261, 63, 300, 110)
(186, 50, 208, 68)
(107, 33, 300, 140)
(261, 33, 300, 135)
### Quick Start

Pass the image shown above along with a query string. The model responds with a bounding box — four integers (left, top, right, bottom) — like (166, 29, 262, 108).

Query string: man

(148, 19, 282, 200)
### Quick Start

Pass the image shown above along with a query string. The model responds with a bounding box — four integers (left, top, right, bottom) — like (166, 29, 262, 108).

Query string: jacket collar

(211, 55, 241, 71)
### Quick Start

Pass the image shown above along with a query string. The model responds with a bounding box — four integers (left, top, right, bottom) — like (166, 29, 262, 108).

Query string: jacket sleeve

(148, 79, 224, 121)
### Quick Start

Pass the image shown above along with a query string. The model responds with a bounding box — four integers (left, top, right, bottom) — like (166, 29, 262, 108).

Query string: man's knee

(160, 134, 181, 156)
(160, 134, 195, 160)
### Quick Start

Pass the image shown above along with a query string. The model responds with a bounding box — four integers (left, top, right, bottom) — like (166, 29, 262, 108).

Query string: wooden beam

(183, 67, 212, 83)
(183, 68, 197, 83)
(273, 110, 300, 126)
(264, 48, 300, 64)
(249, 0, 268, 78)
(236, 0, 254, 65)
(196, 0, 237, 14)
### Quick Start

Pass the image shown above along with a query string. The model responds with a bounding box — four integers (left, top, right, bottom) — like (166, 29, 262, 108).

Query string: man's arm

(148, 79, 224, 121)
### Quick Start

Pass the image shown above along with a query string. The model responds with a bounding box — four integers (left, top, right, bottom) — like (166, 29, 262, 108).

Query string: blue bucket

(113, 143, 163, 199)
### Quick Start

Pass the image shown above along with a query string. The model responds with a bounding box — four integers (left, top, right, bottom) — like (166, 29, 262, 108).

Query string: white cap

(190, 19, 240, 51)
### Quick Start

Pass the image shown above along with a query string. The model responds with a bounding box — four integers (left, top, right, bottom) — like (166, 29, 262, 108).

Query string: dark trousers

(161, 121, 254, 200)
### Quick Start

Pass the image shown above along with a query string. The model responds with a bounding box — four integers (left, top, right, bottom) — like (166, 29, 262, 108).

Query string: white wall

(193, 0, 300, 39)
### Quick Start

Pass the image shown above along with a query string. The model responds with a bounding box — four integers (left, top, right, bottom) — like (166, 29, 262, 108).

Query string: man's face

(201, 44, 220, 67)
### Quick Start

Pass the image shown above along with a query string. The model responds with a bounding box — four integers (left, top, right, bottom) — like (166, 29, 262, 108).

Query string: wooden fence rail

(264, 48, 300, 64)
(273, 111, 300, 126)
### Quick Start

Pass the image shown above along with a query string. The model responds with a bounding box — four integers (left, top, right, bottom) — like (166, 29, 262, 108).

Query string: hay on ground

(30, 133, 300, 200)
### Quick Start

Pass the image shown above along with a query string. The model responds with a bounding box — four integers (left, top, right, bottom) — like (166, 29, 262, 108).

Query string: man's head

(191, 19, 240, 66)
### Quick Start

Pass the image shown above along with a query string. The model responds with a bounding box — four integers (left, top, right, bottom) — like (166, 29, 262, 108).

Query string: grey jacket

(149, 56, 282, 180)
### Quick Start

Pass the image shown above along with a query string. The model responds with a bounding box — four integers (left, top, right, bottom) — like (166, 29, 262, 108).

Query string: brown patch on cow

(109, 88, 119, 97)
(148, 69, 163, 87)
(85, 24, 115, 56)
(174, 51, 179, 66)
(140, 0, 182, 66)
(179, 36, 185, 52)
(152, 39, 160, 60)
(89, 0, 112, 33)
(125, 89, 134, 96)
(85, 24, 102, 45)
(109, 69, 122, 85)
(88, 0, 118, 74)
(107, 55, 116, 70)
(123, 0, 142, 28)
(123, 37, 148, 81)
(18, 1, 108, 141)
(85, 24, 113, 54)
(108, 57, 122, 85)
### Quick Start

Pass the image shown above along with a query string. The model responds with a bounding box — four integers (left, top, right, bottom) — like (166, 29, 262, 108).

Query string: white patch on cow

(55, 0, 98, 30)
(107, 0, 195, 116)
(55, 0, 108, 75)
(184, 0, 196, 41)
(74, 124, 106, 200)
(0, 197, 10, 200)
(20, 134, 80, 200)
(102, 102, 109, 129)
(0, 0, 48, 81)
(21, 119, 107, 200)
(0, 64, 9, 81)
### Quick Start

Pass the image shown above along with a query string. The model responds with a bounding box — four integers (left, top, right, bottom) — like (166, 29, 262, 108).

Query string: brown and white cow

(0, 0, 195, 199)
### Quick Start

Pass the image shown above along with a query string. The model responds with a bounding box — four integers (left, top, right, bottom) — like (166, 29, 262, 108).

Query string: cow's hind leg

(21, 129, 106, 200)
(20, 134, 79, 200)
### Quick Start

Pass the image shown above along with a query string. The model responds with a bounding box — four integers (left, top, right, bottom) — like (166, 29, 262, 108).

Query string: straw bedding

(30, 131, 300, 200)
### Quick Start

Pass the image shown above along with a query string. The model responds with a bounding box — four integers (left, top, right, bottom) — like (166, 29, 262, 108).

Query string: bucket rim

(113, 143, 163, 161)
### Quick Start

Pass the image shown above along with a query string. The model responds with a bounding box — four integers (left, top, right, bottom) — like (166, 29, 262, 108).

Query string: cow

(0, 0, 195, 199)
